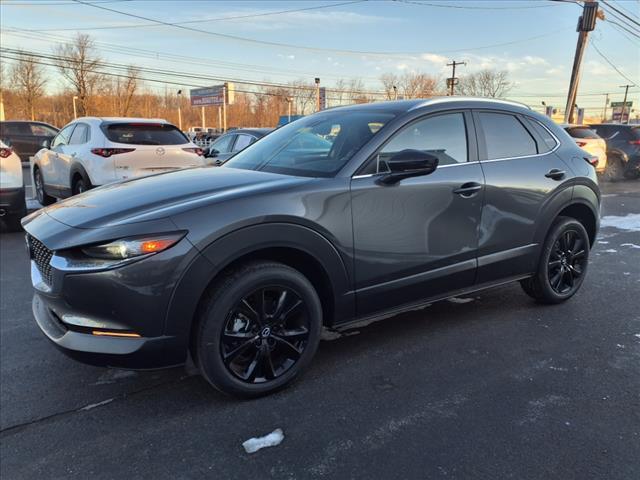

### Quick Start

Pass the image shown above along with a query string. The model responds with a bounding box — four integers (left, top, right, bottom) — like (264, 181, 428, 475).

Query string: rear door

(473, 110, 568, 283)
(104, 123, 203, 179)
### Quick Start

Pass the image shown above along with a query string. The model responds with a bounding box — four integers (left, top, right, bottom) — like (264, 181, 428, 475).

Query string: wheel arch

(164, 223, 355, 354)
(69, 162, 93, 189)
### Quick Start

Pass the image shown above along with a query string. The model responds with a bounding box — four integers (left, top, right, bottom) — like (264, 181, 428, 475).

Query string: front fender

(164, 222, 355, 344)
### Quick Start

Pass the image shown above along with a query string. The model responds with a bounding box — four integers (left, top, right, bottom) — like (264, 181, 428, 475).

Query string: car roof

(232, 128, 273, 136)
(75, 117, 169, 125)
(560, 124, 594, 129)
(322, 97, 532, 115)
(590, 123, 637, 128)
(0, 120, 57, 127)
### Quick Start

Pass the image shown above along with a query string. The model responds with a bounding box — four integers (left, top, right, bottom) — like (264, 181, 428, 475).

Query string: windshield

(223, 110, 395, 177)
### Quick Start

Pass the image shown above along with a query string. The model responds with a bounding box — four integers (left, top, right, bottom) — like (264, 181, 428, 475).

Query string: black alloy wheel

(520, 216, 590, 304)
(547, 229, 587, 295)
(221, 286, 310, 383)
(195, 261, 322, 398)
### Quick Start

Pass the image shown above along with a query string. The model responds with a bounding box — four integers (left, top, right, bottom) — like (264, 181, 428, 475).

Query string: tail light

(584, 155, 598, 167)
(182, 147, 204, 156)
(0, 147, 13, 158)
(91, 148, 135, 158)
(629, 140, 640, 145)
(576, 141, 587, 147)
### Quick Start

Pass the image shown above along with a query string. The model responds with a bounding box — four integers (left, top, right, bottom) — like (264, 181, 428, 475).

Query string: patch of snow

(600, 214, 640, 231)
(634, 334, 640, 339)
(447, 297, 474, 304)
(598, 241, 609, 244)
(624, 272, 631, 276)
(242, 429, 284, 454)
(620, 243, 640, 249)
(80, 398, 114, 411)
(602, 249, 618, 253)
(616, 344, 625, 349)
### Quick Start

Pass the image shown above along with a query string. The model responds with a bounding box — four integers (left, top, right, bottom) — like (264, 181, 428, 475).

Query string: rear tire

(520, 217, 590, 304)
(195, 261, 322, 398)
(72, 175, 91, 195)
(33, 168, 55, 206)
(603, 156, 623, 182)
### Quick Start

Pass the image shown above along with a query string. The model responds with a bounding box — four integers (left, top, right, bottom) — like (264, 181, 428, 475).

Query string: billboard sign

(190, 83, 235, 107)
(612, 101, 632, 123)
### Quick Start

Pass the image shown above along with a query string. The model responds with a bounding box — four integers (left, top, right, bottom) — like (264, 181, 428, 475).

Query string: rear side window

(103, 123, 188, 145)
(479, 112, 537, 159)
(69, 124, 89, 144)
(211, 134, 236, 153)
(566, 127, 599, 139)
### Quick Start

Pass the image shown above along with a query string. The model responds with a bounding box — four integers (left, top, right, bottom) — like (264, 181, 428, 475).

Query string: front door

(351, 111, 484, 316)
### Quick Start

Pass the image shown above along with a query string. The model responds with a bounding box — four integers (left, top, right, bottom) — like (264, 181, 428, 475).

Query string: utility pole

(564, 1, 600, 123)
(602, 93, 609, 122)
(619, 84, 635, 124)
(393, 85, 398, 100)
(446, 60, 466, 96)
(222, 83, 228, 133)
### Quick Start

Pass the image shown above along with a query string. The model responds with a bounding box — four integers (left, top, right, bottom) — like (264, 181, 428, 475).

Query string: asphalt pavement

(1, 181, 639, 480)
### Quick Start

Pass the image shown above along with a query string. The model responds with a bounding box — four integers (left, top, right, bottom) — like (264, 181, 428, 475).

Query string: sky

(1, 0, 638, 115)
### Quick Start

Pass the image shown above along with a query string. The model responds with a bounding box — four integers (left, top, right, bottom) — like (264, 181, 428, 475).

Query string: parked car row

(0, 120, 58, 162)
(0, 140, 26, 229)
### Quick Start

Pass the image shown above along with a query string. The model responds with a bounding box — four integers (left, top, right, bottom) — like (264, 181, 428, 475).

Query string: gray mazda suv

(23, 98, 600, 397)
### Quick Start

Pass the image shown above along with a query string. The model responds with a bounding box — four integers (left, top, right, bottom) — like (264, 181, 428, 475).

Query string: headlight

(82, 233, 186, 260)
(50, 232, 187, 272)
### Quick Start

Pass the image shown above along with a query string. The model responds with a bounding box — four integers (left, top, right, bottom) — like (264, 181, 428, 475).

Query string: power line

(70, 0, 574, 57)
(590, 41, 638, 85)
(601, 0, 640, 28)
(600, 5, 640, 35)
(395, 0, 563, 10)
(28, 1, 366, 32)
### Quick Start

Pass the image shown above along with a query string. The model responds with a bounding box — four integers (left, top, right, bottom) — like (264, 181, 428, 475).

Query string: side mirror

(41, 139, 52, 149)
(205, 148, 219, 158)
(378, 149, 439, 185)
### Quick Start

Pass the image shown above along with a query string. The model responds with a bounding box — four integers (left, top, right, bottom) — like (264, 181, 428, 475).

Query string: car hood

(38, 167, 312, 229)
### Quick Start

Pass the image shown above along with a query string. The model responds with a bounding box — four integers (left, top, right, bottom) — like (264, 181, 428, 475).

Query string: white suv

(32, 117, 205, 205)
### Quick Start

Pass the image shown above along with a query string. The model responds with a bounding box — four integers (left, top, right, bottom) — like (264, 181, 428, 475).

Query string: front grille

(27, 234, 54, 286)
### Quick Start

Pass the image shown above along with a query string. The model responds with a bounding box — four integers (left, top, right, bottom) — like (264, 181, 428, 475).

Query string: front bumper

(0, 186, 26, 215)
(32, 293, 182, 369)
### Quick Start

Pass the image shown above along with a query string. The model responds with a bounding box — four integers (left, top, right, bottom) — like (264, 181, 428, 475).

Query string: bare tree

(54, 33, 104, 116)
(398, 73, 440, 99)
(114, 65, 139, 116)
(10, 54, 47, 120)
(380, 73, 399, 100)
(457, 69, 512, 98)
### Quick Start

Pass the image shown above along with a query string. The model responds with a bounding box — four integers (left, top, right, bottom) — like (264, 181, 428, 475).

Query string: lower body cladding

(28, 233, 205, 369)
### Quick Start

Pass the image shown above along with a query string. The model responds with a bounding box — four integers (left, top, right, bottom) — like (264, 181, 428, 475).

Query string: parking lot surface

(1, 181, 639, 479)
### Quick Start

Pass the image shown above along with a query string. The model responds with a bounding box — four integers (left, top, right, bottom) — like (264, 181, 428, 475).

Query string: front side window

(224, 110, 395, 177)
(102, 123, 188, 145)
(479, 112, 537, 159)
(52, 124, 75, 148)
(69, 124, 89, 145)
(369, 113, 468, 174)
(232, 134, 254, 152)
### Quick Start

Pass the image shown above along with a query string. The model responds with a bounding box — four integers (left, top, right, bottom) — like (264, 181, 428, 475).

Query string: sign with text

(190, 83, 235, 107)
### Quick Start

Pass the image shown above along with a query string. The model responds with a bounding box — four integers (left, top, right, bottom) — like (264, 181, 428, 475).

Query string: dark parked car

(203, 128, 272, 165)
(588, 123, 640, 179)
(0, 121, 58, 161)
(23, 98, 600, 397)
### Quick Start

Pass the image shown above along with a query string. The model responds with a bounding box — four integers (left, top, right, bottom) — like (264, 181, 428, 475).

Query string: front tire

(521, 217, 590, 304)
(195, 261, 322, 398)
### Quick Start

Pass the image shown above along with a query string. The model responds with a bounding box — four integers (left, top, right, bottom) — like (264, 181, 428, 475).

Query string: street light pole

(393, 85, 398, 100)
(315, 77, 320, 112)
(286, 97, 292, 123)
(72, 96, 78, 119)
(620, 84, 635, 124)
(177, 90, 183, 130)
(602, 93, 609, 122)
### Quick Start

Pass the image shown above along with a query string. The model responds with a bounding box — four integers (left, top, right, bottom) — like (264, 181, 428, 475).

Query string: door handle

(453, 182, 483, 197)
(545, 169, 566, 180)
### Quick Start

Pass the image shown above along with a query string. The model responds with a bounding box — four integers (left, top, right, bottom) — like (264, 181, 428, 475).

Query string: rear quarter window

(103, 123, 188, 145)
